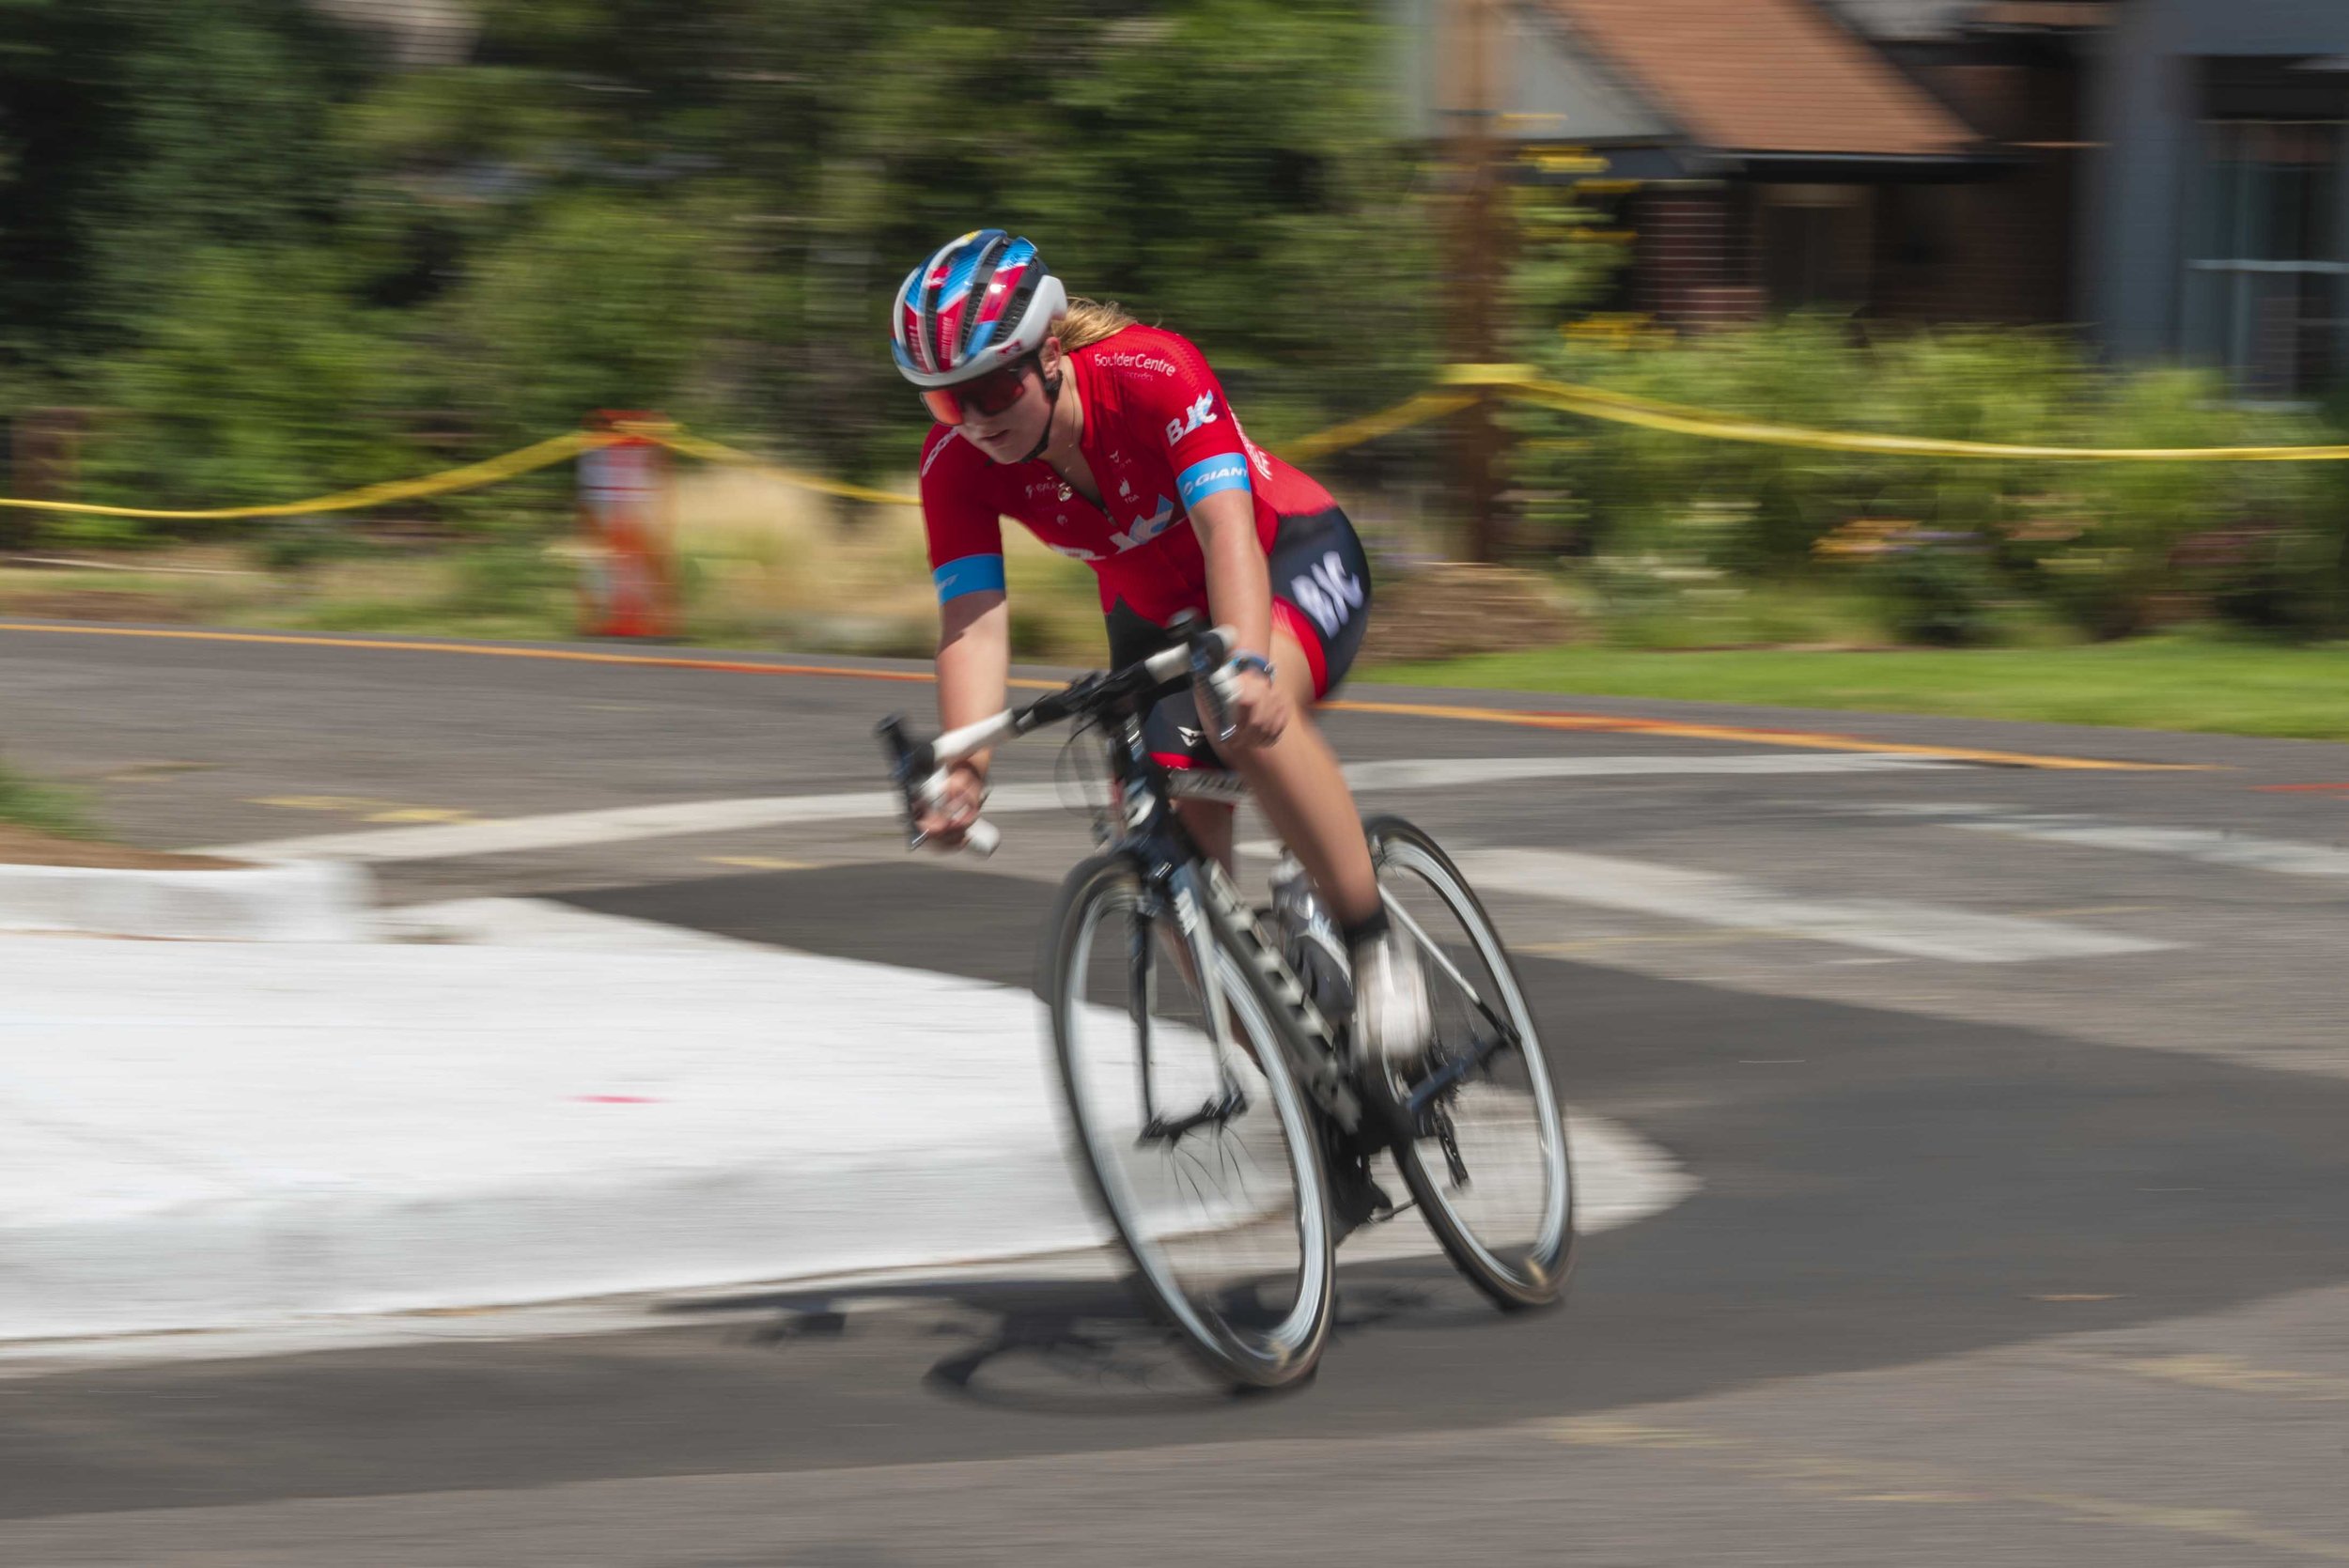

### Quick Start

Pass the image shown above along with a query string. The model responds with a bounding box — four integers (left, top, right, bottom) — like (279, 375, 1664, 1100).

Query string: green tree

(0, 0, 367, 369)
(7, 1, 1433, 517)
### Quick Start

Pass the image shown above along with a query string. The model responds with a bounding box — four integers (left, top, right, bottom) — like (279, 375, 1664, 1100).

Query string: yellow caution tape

(645, 428, 923, 506)
(0, 430, 613, 520)
(1280, 388, 1480, 463)
(1446, 365, 2349, 462)
(648, 390, 1484, 503)
(24, 349, 2348, 527)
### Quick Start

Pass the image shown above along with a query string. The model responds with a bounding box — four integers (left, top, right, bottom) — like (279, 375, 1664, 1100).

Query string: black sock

(1342, 908, 1390, 949)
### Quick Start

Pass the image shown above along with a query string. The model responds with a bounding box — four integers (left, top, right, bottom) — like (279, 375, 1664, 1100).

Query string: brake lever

(878, 712, 1000, 857)
(877, 714, 926, 842)
(1194, 651, 1240, 745)
(911, 762, 1000, 857)
(1166, 610, 1240, 745)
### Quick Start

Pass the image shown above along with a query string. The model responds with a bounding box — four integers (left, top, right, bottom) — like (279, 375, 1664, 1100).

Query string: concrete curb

(0, 857, 373, 941)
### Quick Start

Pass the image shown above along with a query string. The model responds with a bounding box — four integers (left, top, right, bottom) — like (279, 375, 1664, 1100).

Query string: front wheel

(1045, 854, 1335, 1387)
(1361, 816, 1574, 1309)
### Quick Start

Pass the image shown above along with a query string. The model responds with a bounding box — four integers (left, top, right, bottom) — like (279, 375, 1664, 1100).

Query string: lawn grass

(0, 478, 1119, 663)
(0, 759, 92, 838)
(12, 542, 2346, 742)
(1364, 633, 2349, 742)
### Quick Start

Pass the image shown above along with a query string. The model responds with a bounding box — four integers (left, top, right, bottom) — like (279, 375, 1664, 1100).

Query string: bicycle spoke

(1367, 820, 1574, 1309)
(1052, 858, 1330, 1382)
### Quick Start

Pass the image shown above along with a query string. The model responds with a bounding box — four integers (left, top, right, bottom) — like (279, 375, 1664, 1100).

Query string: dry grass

(669, 469, 1105, 660)
(0, 548, 279, 625)
(0, 822, 241, 869)
(0, 476, 1134, 662)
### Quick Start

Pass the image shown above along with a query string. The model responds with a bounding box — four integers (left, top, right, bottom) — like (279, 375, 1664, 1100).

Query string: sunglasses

(921, 359, 1034, 427)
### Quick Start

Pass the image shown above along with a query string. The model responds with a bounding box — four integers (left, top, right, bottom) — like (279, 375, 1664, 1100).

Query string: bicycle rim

(1050, 856, 1333, 1386)
(1366, 818, 1574, 1308)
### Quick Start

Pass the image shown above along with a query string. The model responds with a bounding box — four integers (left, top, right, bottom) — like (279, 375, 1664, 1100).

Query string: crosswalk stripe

(202, 753, 1952, 863)
(1450, 847, 2176, 965)
(1862, 804, 2349, 878)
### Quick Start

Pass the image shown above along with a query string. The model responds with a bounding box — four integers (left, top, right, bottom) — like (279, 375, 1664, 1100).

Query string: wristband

(1224, 653, 1276, 683)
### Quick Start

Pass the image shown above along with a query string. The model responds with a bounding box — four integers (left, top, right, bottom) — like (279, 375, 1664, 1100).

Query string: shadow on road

(666, 1262, 1506, 1413)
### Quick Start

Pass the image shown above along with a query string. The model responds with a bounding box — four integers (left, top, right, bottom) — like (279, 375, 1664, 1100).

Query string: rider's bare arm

(1190, 488, 1274, 660)
(937, 588, 1010, 737)
(925, 588, 1010, 840)
(1190, 488, 1287, 747)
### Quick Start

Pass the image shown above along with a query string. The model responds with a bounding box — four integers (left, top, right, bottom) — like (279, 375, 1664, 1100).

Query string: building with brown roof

(1404, 0, 2349, 400)
(1397, 0, 2102, 330)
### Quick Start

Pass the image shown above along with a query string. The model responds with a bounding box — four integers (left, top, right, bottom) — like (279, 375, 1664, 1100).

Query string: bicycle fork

(1178, 860, 1366, 1138)
(1129, 891, 1246, 1141)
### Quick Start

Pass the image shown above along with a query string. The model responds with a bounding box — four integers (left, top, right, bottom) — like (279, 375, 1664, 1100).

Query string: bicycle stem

(878, 622, 1237, 858)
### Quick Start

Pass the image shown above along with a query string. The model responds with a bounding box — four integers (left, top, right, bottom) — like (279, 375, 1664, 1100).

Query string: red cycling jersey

(918, 323, 1336, 624)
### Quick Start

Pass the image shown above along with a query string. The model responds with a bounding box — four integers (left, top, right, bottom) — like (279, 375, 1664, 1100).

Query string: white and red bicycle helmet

(891, 229, 1068, 388)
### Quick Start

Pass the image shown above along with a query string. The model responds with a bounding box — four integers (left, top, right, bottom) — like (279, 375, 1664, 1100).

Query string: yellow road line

(1549, 1418, 2349, 1562)
(1, 620, 2198, 771)
(2044, 1350, 2349, 1402)
(249, 795, 479, 824)
(1323, 694, 2206, 771)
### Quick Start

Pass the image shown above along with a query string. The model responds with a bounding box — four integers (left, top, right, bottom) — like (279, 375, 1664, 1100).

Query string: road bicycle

(879, 613, 1573, 1388)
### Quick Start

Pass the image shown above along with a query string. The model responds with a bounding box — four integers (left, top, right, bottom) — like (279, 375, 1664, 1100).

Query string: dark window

(1761, 187, 1870, 308)
(2185, 63, 2349, 399)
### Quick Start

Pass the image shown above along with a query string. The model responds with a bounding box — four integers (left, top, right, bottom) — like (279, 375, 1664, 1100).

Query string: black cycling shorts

(1102, 505, 1372, 771)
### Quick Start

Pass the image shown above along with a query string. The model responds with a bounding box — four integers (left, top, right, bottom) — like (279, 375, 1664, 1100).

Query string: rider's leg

(1214, 625, 1429, 1064)
(1213, 629, 1403, 1226)
(1174, 795, 1236, 871)
(1210, 624, 1379, 927)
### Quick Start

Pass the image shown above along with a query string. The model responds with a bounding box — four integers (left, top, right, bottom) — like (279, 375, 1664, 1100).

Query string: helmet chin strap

(1017, 370, 1064, 464)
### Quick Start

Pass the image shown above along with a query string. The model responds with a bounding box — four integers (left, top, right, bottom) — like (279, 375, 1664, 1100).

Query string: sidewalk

(0, 901, 1692, 1343)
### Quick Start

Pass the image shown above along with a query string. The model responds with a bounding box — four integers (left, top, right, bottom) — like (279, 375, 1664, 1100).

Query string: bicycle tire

(1361, 816, 1575, 1309)
(1045, 853, 1335, 1388)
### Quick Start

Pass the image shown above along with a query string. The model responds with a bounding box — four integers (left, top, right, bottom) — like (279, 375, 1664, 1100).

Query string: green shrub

(0, 759, 93, 839)
(80, 245, 414, 535)
(1508, 318, 2349, 644)
(443, 541, 570, 620)
(1874, 544, 1999, 647)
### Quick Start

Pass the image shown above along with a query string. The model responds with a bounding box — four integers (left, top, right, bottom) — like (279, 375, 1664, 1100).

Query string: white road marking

(1864, 803, 2349, 878)
(202, 784, 1060, 863)
(1451, 847, 2175, 964)
(0, 896, 1693, 1361)
(202, 753, 1952, 863)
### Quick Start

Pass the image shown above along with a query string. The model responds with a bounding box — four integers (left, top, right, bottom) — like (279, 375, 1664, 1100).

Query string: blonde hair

(1053, 296, 1142, 351)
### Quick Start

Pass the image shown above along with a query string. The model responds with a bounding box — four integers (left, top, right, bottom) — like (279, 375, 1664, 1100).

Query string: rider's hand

(1213, 664, 1290, 751)
(914, 760, 988, 849)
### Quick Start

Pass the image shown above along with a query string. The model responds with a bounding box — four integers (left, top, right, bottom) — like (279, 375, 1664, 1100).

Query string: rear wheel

(1046, 854, 1334, 1387)
(1361, 817, 1574, 1309)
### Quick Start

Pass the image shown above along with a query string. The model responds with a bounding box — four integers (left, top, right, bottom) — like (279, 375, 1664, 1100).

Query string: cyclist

(894, 227, 1429, 1067)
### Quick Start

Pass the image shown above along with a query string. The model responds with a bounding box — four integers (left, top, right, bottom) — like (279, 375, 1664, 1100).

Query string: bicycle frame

(1091, 703, 1366, 1139)
(881, 623, 1576, 1337)
(879, 626, 1363, 1138)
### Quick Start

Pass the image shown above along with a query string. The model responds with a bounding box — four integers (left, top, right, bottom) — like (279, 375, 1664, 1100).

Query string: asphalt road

(6, 618, 2349, 1566)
